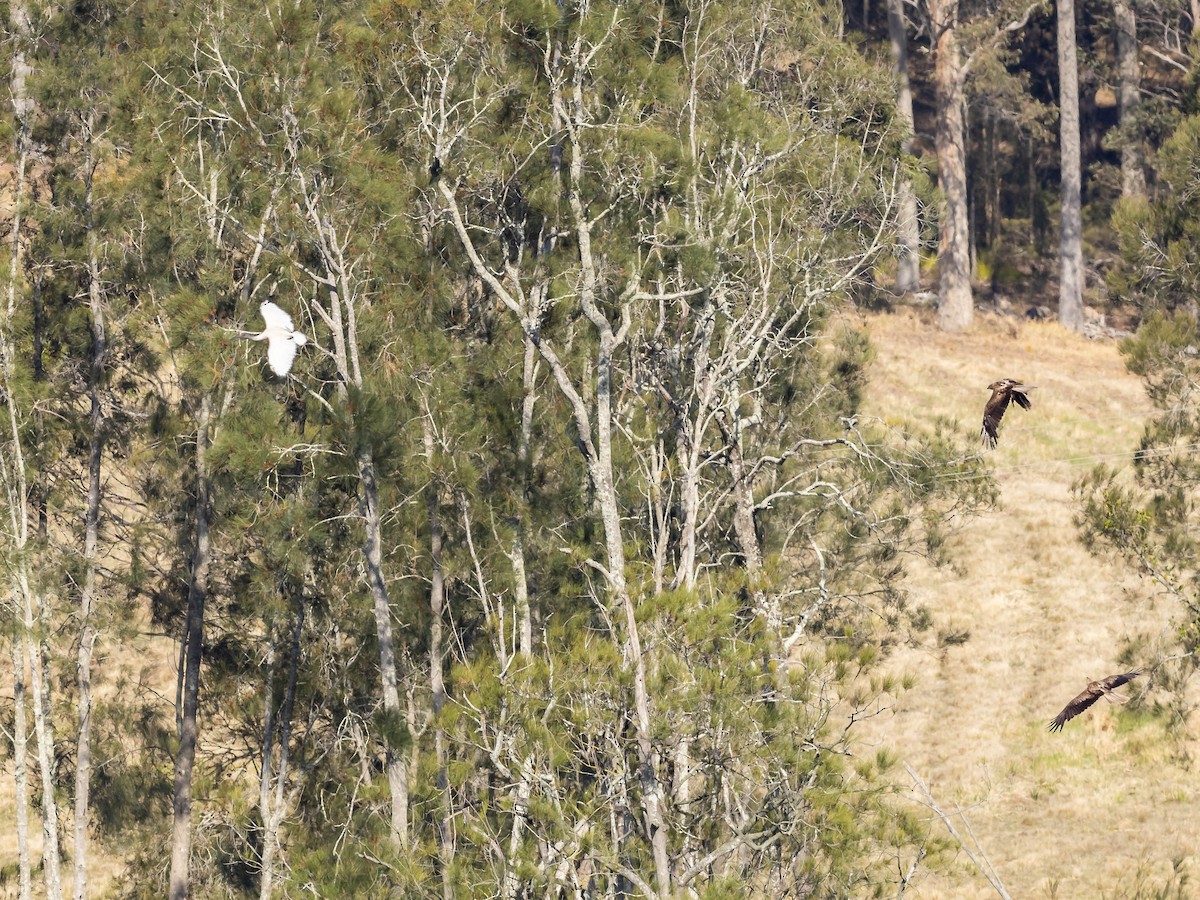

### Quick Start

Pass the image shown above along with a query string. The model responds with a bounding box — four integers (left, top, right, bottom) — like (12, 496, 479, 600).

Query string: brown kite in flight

(1048, 670, 1141, 732)
(981, 378, 1033, 449)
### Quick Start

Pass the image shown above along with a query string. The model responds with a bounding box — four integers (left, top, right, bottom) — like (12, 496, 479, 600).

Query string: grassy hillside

(854, 307, 1198, 898)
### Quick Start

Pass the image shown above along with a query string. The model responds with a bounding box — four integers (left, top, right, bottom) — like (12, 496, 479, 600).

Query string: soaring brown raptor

(1048, 670, 1141, 732)
(980, 378, 1033, 448)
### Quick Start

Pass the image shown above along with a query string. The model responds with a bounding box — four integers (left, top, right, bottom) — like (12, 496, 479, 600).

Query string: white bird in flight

(250, 301, 308, 376)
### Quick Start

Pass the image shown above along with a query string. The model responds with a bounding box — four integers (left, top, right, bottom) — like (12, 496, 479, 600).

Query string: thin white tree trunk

(423, 419, 454, 900)
(5, 3, 34, 896)
(258, 634, 278, 893)
(570, 215, 671, 897)
(356, 449, 409, 846)
(21, 568, 62, 900)
(512, 330, 538, 660)
(1057, 0, 1084, 331)
(5, 5, 61, 891)
(10, 636, 32, 900)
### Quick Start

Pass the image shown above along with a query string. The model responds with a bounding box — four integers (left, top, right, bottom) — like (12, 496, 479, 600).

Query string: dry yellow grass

(851, 306, 1200, 898)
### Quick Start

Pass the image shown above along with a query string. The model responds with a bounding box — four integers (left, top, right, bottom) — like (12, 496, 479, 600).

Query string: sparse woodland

(0, 0, 1198, 897)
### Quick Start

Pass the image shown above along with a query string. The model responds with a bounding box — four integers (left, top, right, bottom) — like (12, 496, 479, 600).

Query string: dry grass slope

(852, 307, 1199, 899)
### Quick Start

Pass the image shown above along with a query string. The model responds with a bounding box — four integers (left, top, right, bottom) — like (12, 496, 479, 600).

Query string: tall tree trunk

(6, 3, 34, 896)
(258, 594, 304, 900)
(987, 112, 1000, 247)
(74, 113, 106, 900)
(357, 449, 409, 846)
(21, 569, 61, 899)
(512, 330, 538, 660)
(590, 334, 671, 895)
(6, 4, 61, 890)
(1114, 0, 1146, 198)
(169, 394, 212, 900)
(1057, 0, 1084, 331)
(887, 0, 921, 295)
(722, 413, 768, 623)
(423, 419, 454, 900)
(931, 0, 973, 332)
(10, 637, 32, 900)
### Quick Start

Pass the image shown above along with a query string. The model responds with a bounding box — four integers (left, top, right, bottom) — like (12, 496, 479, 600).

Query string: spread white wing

(266, 336, 298, 377)
(260, 301, 295, 332)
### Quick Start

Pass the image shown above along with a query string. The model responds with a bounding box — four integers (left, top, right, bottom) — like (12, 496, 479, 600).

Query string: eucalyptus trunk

(10, 637, 31, 900)
(357, 449, 409, 845)
(423, 419, 454, 900)
(931, 0, 973, 332)
(512, 329, 538, 660)
(1114, 0, 1145, 198)
(5, 2, 34, 895)
(888, 0, 921, 295)
(1057, 0, 1084, 331)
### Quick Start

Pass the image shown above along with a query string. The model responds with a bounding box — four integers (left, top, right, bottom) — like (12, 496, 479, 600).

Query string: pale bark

(1114, 0, 1146, 198)
(720, 406, 771, 626)
(5, 5, 62, 894)
(5, 3, 34, 896)
(500, 757, 534, 900)
(887, 0, 921, 295)
(512, 331, 537, 660)
(562, 78, 671, 885)
(1057, 0, 1084, 332)
(10, 638, 31, 900)
(258, 634, 278, 896)
(357, 449, 409, 845)
(169, 395, 212, 900)
(931, 0, 973, 331)
(20, 569, 61, 900)
(423, 420, 454, 900)
(73, 111, 107, 900)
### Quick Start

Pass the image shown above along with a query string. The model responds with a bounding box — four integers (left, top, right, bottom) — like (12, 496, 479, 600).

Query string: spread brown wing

(981, 390, 1011, 448)
(1010, 386, 1033, 410)
(1048, 686, 1103, 732)
(1101, 670, 1141, 691)
(1048, 671, 1142, 732)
